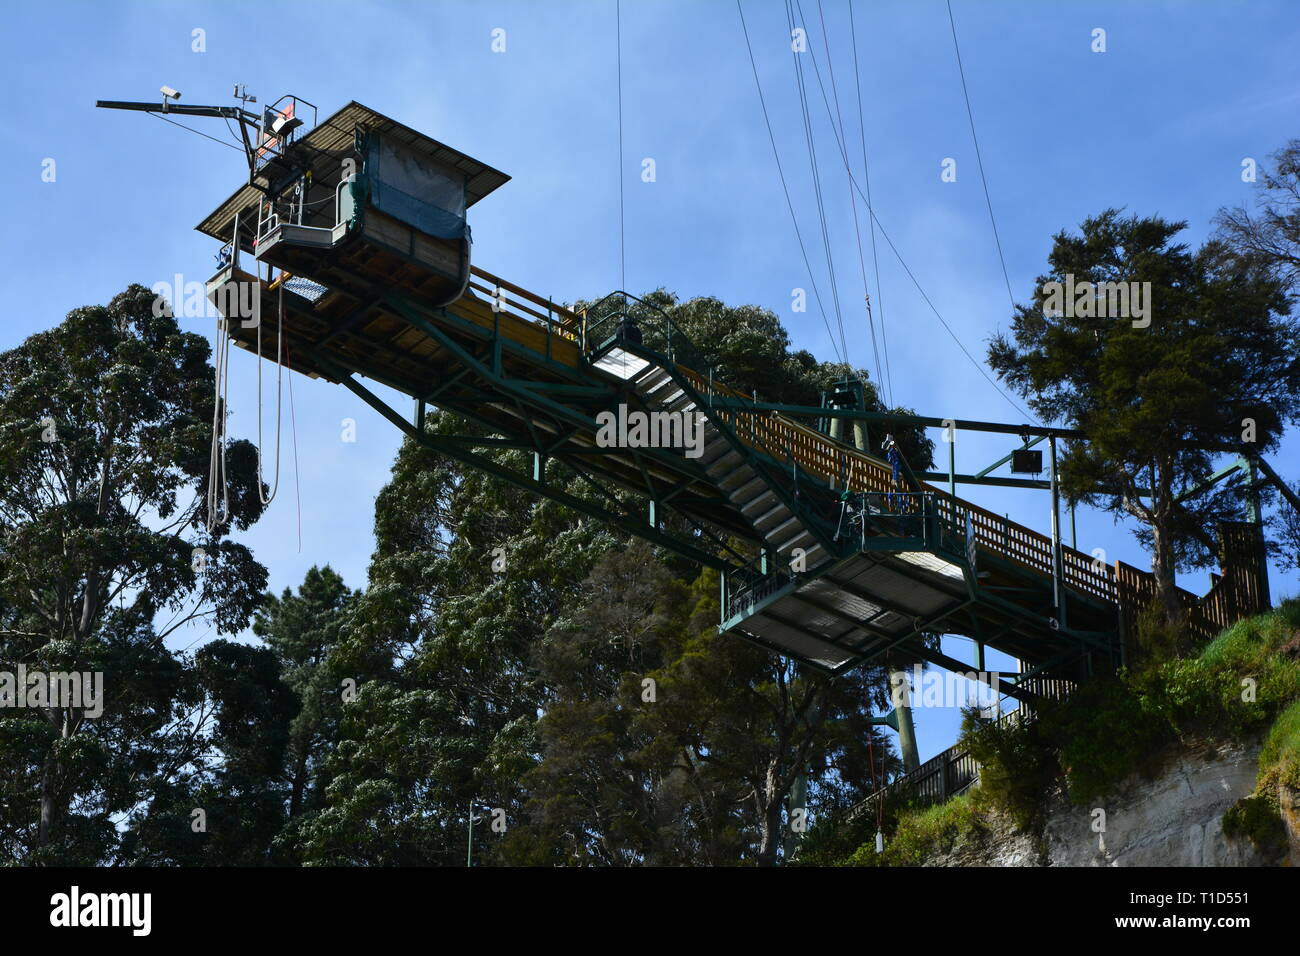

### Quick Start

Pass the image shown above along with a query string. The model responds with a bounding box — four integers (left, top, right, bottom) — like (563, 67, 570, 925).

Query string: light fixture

(269, 111, 303, 137)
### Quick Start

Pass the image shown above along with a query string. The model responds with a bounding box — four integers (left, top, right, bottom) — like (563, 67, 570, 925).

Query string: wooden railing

(470, 273, 1266, 636)
(849, 677, 1073, 820)
(1114, 522, 1270, 649)
(674, 366, 1117, 603)
(466, 266, 581, 342)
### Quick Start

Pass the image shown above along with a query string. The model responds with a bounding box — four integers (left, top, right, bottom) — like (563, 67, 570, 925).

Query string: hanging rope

(255, 270, 284, 506)
(205, 307, 232, 533)
(867, 717, 884, 849)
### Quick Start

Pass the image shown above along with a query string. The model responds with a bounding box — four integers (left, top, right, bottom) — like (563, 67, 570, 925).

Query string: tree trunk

(1149, 458, 1186, 631)
(1151, 522, 1184, 628)
(39, 755, 56, 851)
(755, 758, 784, 866)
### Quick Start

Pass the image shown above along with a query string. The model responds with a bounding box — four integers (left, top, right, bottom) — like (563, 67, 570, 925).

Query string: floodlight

(270, 113, 304, 137)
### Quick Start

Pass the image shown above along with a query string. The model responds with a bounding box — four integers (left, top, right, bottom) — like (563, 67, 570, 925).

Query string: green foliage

(1222, 792, 1288, 860)
(844, 794, 988, 867)
(1046, 678, 1170, 807)
(988, 209, 1300, 624)
(1133, 598, 1188, 665)
(960, 709, 1060, 831)
(288, 287, 907, 866)
(950, 603, 1300, 837)
(1258, 698, 1300, 791)
(0, 285, 270, 864)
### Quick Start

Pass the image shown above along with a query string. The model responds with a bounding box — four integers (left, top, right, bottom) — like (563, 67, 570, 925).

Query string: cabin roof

(195, 100, 511, 242)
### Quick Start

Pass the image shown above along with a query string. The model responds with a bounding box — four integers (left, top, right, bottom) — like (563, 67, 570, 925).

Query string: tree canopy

(988, 210, 1299, 625)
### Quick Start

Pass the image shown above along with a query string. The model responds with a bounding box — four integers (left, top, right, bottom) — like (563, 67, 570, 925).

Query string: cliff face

(931, 741, 1295, 866)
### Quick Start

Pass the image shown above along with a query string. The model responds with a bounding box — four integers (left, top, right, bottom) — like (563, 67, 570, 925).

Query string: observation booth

(198, 100, 510, 371)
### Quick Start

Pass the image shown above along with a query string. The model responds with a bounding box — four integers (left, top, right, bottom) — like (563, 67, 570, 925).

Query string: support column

(829, 415, 843, 492)
(1049, 436, 1064, 628)
(1242, 455, 1271, 609)
(852, 418, 868, 462)
(948, 436, 956, 496)
(890, 663, 921, 774)
(848, 387, 919, 775)
(784, 771, 807, 863)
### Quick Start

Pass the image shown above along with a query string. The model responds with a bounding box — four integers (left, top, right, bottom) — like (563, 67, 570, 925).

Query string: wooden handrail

(461, 270, 1172, 610)
(469, 266, 579, 325)
(675, 365, 1116, 601)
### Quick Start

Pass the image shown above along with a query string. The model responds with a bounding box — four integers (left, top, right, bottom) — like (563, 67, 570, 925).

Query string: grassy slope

(820, 599, 1300, 866)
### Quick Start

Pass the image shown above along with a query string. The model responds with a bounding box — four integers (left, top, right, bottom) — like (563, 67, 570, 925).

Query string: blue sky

(3, 0, 1299, 761)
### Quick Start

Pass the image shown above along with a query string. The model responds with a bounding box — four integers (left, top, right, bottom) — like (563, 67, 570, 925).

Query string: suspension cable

(814, 0, 885, 403)
(617, 0, 626, 293)
(735, 0, 846, 366)
(782, 11, 1037, 423)
(946, 0, 1016, 311)
(786, 0, 850, 367)
(848, 0, 893, 407)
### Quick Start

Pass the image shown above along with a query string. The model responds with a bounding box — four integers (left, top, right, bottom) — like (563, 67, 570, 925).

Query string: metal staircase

(594, 341, 827, 575)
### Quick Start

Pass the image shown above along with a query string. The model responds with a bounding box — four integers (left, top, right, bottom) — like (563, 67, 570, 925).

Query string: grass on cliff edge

(832, 599, 1300, 865)
(843, 794, 989, 867)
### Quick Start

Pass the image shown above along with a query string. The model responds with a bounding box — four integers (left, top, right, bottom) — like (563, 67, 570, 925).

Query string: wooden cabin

(198, 101, 510, 317)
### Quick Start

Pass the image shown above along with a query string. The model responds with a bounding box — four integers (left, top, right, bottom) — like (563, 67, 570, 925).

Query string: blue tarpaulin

(366, 134, 468, 240)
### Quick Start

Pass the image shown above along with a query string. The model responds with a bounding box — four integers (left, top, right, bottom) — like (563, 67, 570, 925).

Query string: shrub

(1222, 792, 1288, 861)
(845, 794, 987, 867)
(959, 708, 1059, 831)
(1258, 698, 1300, 791)
(1046, 677, 1171, 806)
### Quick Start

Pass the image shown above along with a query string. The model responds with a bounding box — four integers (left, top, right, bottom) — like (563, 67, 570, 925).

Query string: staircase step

(786, 543, 824, 570)
(702, 440, 732, 467)
(765, 516, 801, 542)
(634, 367, 668, 389)
(718, 465, 757, 493)
(731, 475, 767, 503)
(706, 449, 743, 477)
(642, 377, 677, 400)
(776, 528, 814, 554)
(740, 488, 778, 516)
(754, 503, 791, 531)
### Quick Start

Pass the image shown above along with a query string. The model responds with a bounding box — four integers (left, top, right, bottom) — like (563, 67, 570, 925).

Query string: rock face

(933, 741, 1292, 866)
(1043, 742, 1268, 866)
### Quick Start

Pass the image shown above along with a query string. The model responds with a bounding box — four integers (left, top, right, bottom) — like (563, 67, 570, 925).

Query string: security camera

(160, 85, 181, 100)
